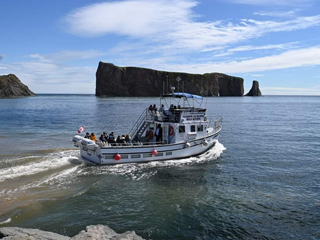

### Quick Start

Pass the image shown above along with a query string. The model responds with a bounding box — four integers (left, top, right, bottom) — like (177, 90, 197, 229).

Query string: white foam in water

(0, 218, 11, 225)
(0, 150, 79, 182)
(84, 140, 226, 180)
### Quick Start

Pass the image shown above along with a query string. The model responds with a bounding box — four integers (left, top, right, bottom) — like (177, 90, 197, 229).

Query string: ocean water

(0, 95, 319, 239)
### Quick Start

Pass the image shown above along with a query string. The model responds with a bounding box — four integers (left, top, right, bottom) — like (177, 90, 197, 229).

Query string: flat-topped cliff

(96, 62, 244, 97)
(0, 74, 36, 97)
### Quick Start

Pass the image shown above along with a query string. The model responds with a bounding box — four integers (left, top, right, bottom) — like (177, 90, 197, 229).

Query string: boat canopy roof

(161, 92, 203, 100)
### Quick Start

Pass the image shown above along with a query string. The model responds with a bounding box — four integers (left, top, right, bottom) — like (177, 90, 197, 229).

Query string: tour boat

(72, 92, 222, 165)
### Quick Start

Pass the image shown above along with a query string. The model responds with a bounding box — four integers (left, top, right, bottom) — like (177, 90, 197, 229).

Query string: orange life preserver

(169, 125, 174, 136)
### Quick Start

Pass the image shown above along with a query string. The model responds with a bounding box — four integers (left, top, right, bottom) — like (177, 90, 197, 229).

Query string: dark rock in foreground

(246, 80, 262, 96)
(96, 62, 244, 97)
(0, 74, 36, 97)
(0, 225, 144, 240)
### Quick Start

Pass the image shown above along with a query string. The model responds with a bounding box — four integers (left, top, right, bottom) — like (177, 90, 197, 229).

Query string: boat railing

(128, 108, 148, 138)
(214, 117, 223, 131)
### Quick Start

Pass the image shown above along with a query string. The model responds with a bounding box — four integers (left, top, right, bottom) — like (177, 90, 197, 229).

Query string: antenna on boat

(176, 76, 181, 93)
(162, 81, 164, 95)
(171, 86, 175, 94)
(166, 75, 169, 94)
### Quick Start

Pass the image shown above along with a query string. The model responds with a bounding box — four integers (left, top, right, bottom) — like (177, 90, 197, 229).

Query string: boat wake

(0, 141, 225, 222)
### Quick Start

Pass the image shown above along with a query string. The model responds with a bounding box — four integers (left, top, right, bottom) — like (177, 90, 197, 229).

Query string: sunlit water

(0, 95, 319, 239)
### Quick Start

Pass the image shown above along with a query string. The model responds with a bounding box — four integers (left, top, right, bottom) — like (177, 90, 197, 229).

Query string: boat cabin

(129, 92, 210, 145)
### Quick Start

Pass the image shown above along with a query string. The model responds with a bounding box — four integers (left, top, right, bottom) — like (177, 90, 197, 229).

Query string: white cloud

(63, 0, 320, 52)
(228, 42, 299, 53)
(0, 61, 96, 93)
(251, 74, 264, 77)
(228, 0, 313, 6)
(254, 10, 298, 18)
(29, 50, 106, 62)
(157, 45, 320, 74)
(261, 87, 320, 95)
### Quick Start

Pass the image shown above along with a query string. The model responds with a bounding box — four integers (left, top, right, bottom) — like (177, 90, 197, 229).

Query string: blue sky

(1, 0, 320, 94)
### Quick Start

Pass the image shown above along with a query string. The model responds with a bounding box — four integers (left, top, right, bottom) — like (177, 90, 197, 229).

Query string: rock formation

(0, 225, 144, 240)
(246, 80, 262, 96)
(96, 62, 244, 97)
(0, 74, 36, 97)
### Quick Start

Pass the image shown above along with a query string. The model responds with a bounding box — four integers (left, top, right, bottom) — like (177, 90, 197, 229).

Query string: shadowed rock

(0, 225, 145, 240)
(96, 62, 244, 97)
(246, 80, 262, 96)
(0, 227, 69, 240)
(0, 74, 36, 97)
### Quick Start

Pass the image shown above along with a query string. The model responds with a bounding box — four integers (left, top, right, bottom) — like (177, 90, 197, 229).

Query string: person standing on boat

(155, 124, 162, 143)
(90, 133, 97, 141)
(103, 131, 109, 142)
(152, 104, 157, 112)
(125, 134, 132, 144)
(84, 132, 90, 139)
(109, 132, 115, 144)
(146, 129, 153, 142)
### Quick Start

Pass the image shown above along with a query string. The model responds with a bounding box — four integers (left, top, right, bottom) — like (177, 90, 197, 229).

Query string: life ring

(169, 125, 174, 136)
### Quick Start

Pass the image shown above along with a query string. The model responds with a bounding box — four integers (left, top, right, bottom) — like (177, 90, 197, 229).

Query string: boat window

(143, 153, 152, 158)
(197, 125, 203, 131)
(121, 154, 129, 159)
(156, 152, 164, 157)
(131, 154, 140, 158)
(166, 152, 172, 156)
(179, 126, 185, 133)
(191, 125, 196, 132)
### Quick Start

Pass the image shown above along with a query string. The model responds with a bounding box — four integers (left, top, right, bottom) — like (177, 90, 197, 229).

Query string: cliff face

(96, 62, 244, 97)
(246, 80, 262, 96)
(0, 74, 36, 97)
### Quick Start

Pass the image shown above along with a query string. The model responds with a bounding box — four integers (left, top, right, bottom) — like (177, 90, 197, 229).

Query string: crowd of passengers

(148, 104, 181, 114)
(84, 131, 133, 146)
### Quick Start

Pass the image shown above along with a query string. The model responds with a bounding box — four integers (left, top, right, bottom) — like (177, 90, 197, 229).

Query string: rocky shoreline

(0, 225, 144, 240)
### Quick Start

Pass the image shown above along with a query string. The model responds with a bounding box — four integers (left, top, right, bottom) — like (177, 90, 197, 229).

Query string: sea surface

(0, 95, 319, 239)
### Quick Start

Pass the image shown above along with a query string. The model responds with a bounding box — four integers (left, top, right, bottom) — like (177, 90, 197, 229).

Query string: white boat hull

(76, 131, 220, 165)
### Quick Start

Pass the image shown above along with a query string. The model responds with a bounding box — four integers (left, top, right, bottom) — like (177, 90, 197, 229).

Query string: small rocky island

(0, 74, 36, 97)
(246, 80, 262, 96)
(96, 62, 246, 97)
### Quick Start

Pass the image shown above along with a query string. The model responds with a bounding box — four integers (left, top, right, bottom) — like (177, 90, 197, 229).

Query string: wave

(0, 150, 79, 183)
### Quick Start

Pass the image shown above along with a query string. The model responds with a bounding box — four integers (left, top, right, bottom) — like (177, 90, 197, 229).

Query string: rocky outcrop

(0, 74, 36, 97)
(96, 62, 244, 97)
(246, 80, 262, 96)
(0, 225, 144, 240)
(0, 227, 69, 240)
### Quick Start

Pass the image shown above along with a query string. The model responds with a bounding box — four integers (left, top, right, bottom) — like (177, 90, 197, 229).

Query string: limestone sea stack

(246, 80, 262, 96)
(96, 62, 244, 97)
(0, 74, 36, 97)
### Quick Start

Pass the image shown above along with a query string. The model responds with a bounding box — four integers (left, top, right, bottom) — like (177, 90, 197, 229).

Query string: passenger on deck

(103, 131, 109, 142)
(125, 134, 132, 144)
(120, 135, 126, 145)
(146, 129, 154, 142)
(148, 105, 153, 111)
(155, 124, 163, 143)
(90, 133, 97, 141)
(99, 134, 106, 143)
(159, 104, 165, 112)
(84, 132, 90, 139)
(109, 132, 115, 144)
(116, 136, 121, 145)
(169, 104, 174, 112)
(152, 104, 157, 112)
